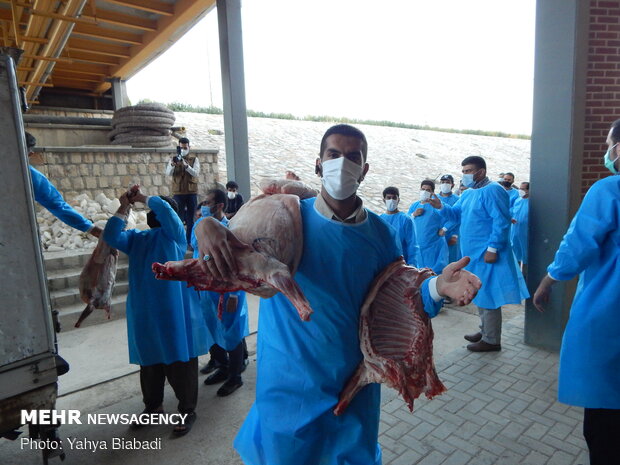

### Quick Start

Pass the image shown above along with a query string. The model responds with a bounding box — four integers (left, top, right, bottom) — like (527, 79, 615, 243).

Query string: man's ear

(315, 157, 322, 177)
(359, 162, 369, 182)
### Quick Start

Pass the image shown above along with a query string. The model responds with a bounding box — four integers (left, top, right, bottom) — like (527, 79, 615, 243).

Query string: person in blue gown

(500, 172, 519, 208)
(534, 120, 620, 465)
(510, 181, 529, 273)
(195, 124, 482, 465)
(103, 187, 204, 435)
(438, 174, 461, 263)
(190, 189, 249, 397)
(408, 180, 449, 273)
(25, 132, 102, 238)
(429, 156, 529, 352)
(379, 186, 419, 267)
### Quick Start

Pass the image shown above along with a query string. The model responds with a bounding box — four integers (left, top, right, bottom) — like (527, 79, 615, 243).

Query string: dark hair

(382, 186, 400, 198)
(319, 124, 368, 160)
(521, 182, 530, 189)
(178, 137, 190, 145)
(159, 195, 179, 214)
(421, 179, 435, 191)
(226, 181, 239, 190)
(610, 119, 620, 144)
(25, 131, 36, 149)
(504, 172, 515, 179)
(461, 156, 486, 171)
(207, 188, 228, 208)
(147, 195, 179, 228)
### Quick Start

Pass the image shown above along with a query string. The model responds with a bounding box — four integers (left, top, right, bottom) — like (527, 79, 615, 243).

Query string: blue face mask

(201, 206, 213, 217)
(604, 144, 619, 174)
(462, 173, 475, 188)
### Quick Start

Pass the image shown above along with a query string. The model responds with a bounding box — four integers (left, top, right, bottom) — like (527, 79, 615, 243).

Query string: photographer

(165, 137, 200, 246)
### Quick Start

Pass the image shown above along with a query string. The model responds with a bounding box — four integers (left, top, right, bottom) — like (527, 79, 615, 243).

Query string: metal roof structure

(0, 0, 216, 105)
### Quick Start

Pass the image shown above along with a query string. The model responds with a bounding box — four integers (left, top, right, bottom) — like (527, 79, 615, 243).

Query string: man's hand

(129, 185, 148, 205)
(448, 235, 458, 246)
(428, 194, 442, 209)
(117, 192, 132, 215)
(195, 217, 252, 281)
(436, 257, 482, 306)
(438, 228, 446, 237)
(484, 251, 498, 263)
(412, 208, 425, 217)
(533, 275, 557, 313)
(226, 295, 239, 313)
(90, 226, 102, 238)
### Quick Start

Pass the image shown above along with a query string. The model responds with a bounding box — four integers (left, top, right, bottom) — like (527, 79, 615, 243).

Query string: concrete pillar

(524, 0, 590, 350)
(111, 77, 129, 110)
(217, 0, 250, 200)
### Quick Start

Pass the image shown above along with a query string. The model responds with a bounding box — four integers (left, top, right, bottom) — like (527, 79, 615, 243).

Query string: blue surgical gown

(30, 165, 93, 232)
(547, 175, 620, 409)
(190, 216, 249, 352)
(103, 196, 206, 366)
(408, 201, 449, 273)
(380, 211, 420, 266)
(234, 197, 442, 465)
(506, 187, 519, 208)
(439, 183, 529, 309)
(510, 197, 529, 264)
(439, 193, 461, 263)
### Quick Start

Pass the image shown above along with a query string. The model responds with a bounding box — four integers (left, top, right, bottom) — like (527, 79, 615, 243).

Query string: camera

(172, 146, 182, 163)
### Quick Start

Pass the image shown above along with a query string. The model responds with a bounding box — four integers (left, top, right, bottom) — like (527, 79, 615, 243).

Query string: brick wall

(583, 0, 620, 194)
(33, 147, 220, 202)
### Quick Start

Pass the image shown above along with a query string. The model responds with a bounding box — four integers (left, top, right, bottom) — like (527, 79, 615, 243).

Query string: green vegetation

(138, 99, 530, 140)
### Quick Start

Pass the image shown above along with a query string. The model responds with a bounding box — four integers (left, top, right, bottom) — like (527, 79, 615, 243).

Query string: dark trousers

(173, 193, 197, 246)
(210, 341, 245, 382)
(584, 408, 620, 465)
(139, 358, 198, 413)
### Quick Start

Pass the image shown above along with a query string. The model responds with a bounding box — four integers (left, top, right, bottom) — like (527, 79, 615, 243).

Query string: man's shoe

(130, 406, 163, 429)
(464, 332, 482, 343)
(172, 411, 196, 436)
(217, 379, 243, 397)
(467, 340, 501, 352)
(200, 359, 222, 375)
(204, 368, 228, 385)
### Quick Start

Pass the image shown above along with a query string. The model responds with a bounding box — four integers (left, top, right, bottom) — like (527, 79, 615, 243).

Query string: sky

(126, 0, 536, 135)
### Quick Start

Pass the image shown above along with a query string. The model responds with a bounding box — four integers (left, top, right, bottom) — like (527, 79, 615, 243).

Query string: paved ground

(380, 313, 589, 465)
(0, 305, 588, 465)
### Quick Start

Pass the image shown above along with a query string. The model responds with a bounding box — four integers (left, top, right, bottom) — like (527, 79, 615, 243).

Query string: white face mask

(320, 157, 363, 200)
(419, 190, 431, 202)
(180, 148, 189, 157)
(227, 191, 236, 200)
(440, 183, 452, 194)
(518, 189, 526, 198)
(385, 198, 398, 212)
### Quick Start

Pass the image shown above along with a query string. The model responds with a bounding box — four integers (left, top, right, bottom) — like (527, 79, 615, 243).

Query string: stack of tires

(108, 103, 175, 148)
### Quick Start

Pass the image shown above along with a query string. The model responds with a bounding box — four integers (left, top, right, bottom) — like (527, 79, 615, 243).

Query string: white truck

(0, 50, 64, 464)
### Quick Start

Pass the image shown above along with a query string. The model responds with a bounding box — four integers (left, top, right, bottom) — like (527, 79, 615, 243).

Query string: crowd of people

(25, 119, 619, 463)
(380, 157, 530, 352)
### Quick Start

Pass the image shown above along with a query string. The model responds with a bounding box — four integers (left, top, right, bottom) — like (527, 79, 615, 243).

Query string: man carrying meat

(195, 124, 480, 465)
(103, 186, 204, 435)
